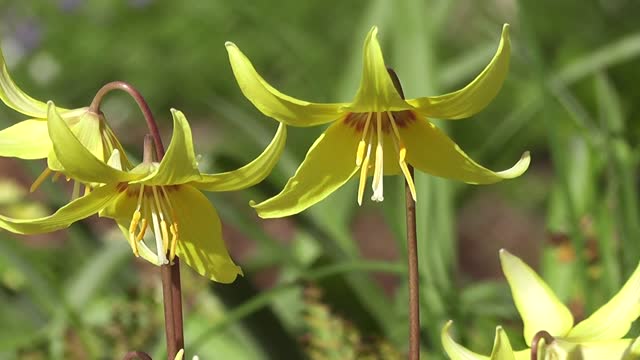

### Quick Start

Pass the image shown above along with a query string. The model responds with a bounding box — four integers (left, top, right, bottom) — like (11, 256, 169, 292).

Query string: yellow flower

(0, 49, 128, 194)
(443, 250, 640, 359)
(226, 24, 530, 218)
(0, 103, 286, 283)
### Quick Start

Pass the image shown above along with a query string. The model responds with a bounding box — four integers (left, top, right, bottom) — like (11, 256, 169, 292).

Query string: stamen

(30, 168, 52, 193)
(150, 203, 168, 265)
(159, 186, 180, 262)
(399, 148, 417, 201)
(134, 218, 148, 251)
(355, 113, 373, 166)
(151, 186, 170, 253)
(169, 223, 178, 261)
(357, 130, 374, 205)
(128, 185, 147, 257)
(356, 141, 366, 166)
(161, 220, 170, 252)
(371, 112, 384, 202)
(71, 181, 81, 200)
(388, 112, 416, 201)
(128, 210, 142, 256)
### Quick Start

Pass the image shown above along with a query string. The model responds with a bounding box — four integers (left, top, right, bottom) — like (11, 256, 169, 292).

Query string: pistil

(371, 112, 384, 202)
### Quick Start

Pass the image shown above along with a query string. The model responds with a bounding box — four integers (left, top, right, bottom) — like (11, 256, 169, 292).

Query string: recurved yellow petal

(250, 121, 360, 218)
(47, 102, 142, 184)
(0, 183, 118, 234)
(171, 185, 243, 283)
(136, 109, 201, 185)
(0, 50, 49, 118)
(225, 42, 345, 126)
(349, 26, 408, 112)
(398, 118, 529, 184)
(567, 260, 640, 342)
(0, 119, 51, 159)
(193, 123, 286, 192)
(406, 24, 510, 119)
(441, 321, 490, 360)
(48, 110, 109, 172)
(500, 249, 574, 346)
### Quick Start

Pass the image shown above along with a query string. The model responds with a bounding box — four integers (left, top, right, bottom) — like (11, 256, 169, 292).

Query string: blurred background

(0, 0, 639, 359)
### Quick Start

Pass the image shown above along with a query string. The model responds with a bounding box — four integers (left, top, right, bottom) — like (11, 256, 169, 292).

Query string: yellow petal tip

(496, 151, 531, 179)
(501, 24, 510, 39)
(249, 199, 257, 207)
(225, 41, 237, 49)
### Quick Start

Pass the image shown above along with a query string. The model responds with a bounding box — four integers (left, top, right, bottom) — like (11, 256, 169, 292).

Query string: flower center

(127, 184, 179, 265)
(344, 111, 417, 205)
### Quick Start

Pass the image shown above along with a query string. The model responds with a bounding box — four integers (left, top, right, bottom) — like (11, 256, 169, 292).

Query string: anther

(356, 141, 366, 166)
(129, 211, 141, 234)
(357, 132, 374, 205)
(169, 223, 178, 261)
(30, 168, 53, 193)
(133, 218, 148, 256)
(388, 111, 416, 201)
(161, 220, 170, 252)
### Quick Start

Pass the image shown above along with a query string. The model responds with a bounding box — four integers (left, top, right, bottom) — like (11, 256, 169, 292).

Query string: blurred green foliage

(1, 0, 640, 359)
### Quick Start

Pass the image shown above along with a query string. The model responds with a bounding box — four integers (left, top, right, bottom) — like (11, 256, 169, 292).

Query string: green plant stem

(90, 81, 184, 359)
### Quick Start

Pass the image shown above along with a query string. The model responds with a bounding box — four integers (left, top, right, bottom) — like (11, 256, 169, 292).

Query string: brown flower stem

(90, 81, 184, 359)
(530, 330, 555, 360)
(405, 164, 420, 359)
(89, 81, 165, 159)
(387, 68, 421, 359)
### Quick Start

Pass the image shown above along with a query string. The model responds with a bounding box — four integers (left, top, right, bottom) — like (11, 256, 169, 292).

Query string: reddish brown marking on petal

(342, 111, 417, 133)
(391, 110, 418, 128)
(116, 182, 128, 193)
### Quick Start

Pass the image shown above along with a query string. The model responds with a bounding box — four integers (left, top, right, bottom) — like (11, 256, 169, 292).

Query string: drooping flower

(225, 24, 530, 218)
(0, 49, 128, 195)
(0, 102, 286, 283)
(443, 249, 640, 359)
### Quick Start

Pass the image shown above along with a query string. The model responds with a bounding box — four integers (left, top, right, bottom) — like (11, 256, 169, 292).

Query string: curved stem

(530, 330, 555, 360)
(89, 81, 165, 159)
(388, 68, 420, 359)
(90, 81, 184, 359)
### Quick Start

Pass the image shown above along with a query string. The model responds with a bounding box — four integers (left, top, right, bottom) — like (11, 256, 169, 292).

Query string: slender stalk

(387, 68, 421, 359)
(405, 165, 420, 359)
(91, 81, 184, 359)
(530, 330, 555, 360)
(89, 81, 165, 159)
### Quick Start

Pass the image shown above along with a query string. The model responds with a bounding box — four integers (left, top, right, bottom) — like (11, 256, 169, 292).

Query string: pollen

(346, 110, 417, 204)
(127, 184, 180, 265)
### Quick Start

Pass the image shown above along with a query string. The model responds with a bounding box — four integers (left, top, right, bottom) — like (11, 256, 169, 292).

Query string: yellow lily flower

(443, 250, 640, 359)
(226, 24, 530, 218)
(0, 49, 128, 194)
(0, 102, 286, 283)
